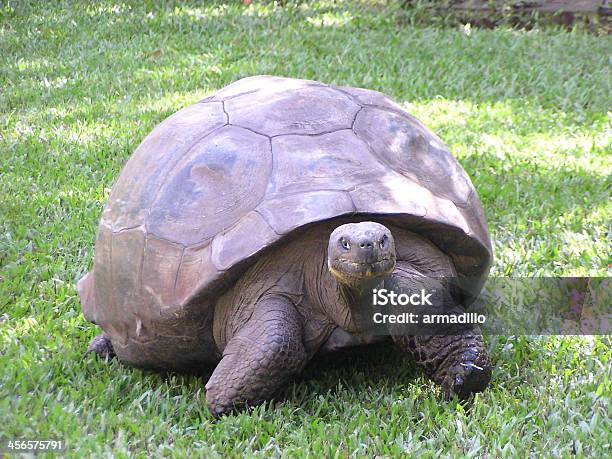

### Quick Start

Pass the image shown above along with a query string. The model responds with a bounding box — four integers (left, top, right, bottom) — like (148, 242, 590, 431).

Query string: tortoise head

(327, 221, 397, 289)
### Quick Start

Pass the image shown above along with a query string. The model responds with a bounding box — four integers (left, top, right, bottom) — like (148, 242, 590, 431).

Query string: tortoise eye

(380, 236, 387, 248)
(340, 238, 350, 250)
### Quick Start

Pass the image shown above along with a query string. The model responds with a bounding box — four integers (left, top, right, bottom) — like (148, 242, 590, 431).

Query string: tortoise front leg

(205, 295, 307, 416)
(393, 333, 491, 399)
(385, 264, 492, 399)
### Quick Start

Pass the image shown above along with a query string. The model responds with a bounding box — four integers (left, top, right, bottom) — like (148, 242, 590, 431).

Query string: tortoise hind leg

(85, 332, 116, 361)
(205, 295, 307, 416)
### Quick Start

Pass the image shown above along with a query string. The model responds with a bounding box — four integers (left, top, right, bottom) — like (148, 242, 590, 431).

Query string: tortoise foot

(393, 333, 492, 400)
(86, 332, 116, 361)
(441, 344, 492, 400)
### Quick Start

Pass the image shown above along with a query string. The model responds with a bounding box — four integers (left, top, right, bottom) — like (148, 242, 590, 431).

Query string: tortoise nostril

(359, 241, 373, 249)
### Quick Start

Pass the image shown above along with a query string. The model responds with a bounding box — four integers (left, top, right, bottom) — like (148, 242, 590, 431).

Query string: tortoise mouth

(329, 256, 396, 283)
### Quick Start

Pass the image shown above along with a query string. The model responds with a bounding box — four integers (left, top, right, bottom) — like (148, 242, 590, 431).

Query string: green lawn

(1, 1, 610, 457)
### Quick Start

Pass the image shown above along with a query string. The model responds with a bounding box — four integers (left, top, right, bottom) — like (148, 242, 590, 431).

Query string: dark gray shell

(78, 76, 492, 367)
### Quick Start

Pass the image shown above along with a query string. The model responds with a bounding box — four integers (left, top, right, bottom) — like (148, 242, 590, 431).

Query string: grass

(0, 0, 610, 457)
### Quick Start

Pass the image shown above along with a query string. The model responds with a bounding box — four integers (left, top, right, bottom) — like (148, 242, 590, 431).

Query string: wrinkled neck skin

(337, 276, 385, 333)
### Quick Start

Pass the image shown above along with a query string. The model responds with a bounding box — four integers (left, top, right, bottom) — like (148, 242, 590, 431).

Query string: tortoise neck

(337, 277, 385, 333)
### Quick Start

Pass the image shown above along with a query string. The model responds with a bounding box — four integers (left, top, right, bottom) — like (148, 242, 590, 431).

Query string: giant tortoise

(78, 76, 493, 416)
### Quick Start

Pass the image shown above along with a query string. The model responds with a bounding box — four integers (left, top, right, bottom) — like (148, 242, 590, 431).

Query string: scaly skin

(205, 295, 307, 416)
(393, 333, 491, 399)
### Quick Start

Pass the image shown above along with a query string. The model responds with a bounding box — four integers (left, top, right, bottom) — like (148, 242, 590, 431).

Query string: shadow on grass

(298, 341, 416, 385)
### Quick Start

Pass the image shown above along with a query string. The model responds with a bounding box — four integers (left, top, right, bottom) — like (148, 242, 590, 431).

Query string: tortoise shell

(78, 76, 492, 367)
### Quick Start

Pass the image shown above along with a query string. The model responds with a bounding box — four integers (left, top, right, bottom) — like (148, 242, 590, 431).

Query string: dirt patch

(453, 1, 608, 14)
(415, 0, 612, 32)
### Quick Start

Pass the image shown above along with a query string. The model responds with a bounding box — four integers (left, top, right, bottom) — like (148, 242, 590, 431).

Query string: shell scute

(102, 102, 227, 231)
(268, 130, 385, 196)
(354, 107, 472, 207)
(146, 125, 272, 246)
(226, 85, 360, 136)
(256, 191, 355, 235)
